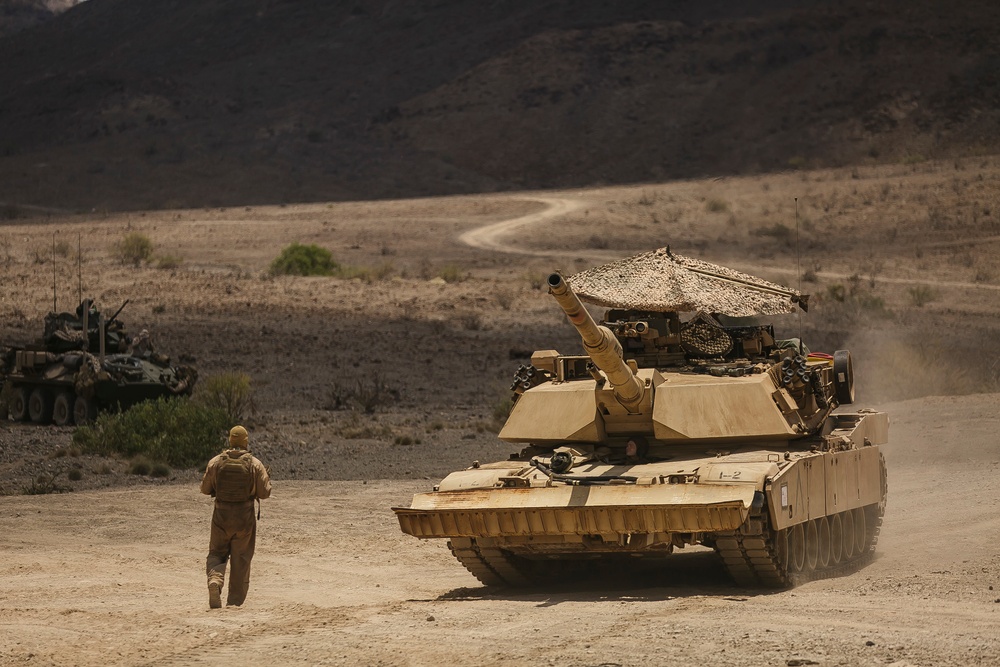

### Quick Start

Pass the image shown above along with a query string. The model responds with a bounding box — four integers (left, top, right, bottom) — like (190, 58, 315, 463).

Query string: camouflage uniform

(200, 426, 271, 608)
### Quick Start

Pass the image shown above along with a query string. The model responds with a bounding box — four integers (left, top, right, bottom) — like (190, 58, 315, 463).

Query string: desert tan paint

(500, 369, 797, 444)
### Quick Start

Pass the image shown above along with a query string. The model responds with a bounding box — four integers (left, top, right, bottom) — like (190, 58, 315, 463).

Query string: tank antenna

(794, 197, 802, 354)
(77, 232, 82, 306)
(52, 233, 57, 313)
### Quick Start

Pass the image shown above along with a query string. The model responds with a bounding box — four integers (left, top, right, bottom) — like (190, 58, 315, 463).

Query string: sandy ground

(2, 160, 1000, 665)
(2, 393, 999, 667)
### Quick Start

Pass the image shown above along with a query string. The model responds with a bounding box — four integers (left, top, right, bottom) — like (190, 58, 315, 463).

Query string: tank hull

(394, 412, 887, 588)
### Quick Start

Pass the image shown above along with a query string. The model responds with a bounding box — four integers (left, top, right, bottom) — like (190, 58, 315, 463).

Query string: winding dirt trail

(458, 193, 1000, 293)
(458, 196, 589, 256)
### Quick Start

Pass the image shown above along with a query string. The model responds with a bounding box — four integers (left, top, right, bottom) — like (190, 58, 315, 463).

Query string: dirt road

(2, 395, 998, 667)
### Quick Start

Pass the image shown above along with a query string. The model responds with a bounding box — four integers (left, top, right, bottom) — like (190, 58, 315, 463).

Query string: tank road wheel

(841, 511, 855, 560)
(787, 524, 806, 573)
(10, 387, 30, 421)
(816, 517, 831, 569)
(28, 388, 54, 423)
(73, 395, 98, 426)
(804, 520, 819, 572)
(52, 392, 75, 426)
(829, 513, 844, 565)
(852, 507, 867, 556)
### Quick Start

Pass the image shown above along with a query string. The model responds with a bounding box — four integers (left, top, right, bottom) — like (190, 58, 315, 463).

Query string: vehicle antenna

(795, 197, 802, 355)
(52, 233, 57, 313)
(77, 232, 82, 306)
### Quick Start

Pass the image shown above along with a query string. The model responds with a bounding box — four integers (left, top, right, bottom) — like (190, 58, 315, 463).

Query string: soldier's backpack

(216, 451, 255, 502)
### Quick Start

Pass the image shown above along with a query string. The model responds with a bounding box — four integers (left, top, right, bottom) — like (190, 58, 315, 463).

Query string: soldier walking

(200, 425, 272, 608)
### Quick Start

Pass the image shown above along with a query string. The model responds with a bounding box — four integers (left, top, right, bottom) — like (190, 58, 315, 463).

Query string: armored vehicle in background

(395, 248, 887, 588)
(0, 299, 196, 425)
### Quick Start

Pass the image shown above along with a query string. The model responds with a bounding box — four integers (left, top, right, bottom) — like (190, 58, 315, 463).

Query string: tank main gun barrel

(547, 273, 645, 412)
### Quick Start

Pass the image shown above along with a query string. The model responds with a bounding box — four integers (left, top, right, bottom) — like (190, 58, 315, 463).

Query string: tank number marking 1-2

(718, 470, 742, 480)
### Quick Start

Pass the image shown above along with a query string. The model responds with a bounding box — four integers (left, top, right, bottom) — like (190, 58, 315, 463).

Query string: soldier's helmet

(229, 425, 249, 449)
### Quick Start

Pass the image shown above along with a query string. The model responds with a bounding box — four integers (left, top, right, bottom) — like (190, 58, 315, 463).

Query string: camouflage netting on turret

(568, 247, 805, 317)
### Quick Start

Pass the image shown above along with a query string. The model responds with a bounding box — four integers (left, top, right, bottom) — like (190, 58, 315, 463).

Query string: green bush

(73, 397, 228, 468)
(113, 232, 154, 267)
(907, 285, 937, 307)
(439, 264, 466, 283)
(129, 456, 152, 475)
(269, 243, 337, 276)
(194, 372, 256, 423)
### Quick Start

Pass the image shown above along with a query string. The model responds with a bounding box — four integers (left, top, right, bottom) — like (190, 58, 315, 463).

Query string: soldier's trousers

(206, 500, 256, 606)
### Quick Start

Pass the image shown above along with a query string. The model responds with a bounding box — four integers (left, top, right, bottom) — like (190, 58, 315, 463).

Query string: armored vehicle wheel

(73, 395, 98, 426)
(10, 387, 30, 421)
(841, 510, 855, 560)
(787, 523, 806, 573)
(816, 517, 831, 569)
(28, 388, 54, 423)
(828, 514, 843, 565)
(852, 507, 867, 555)
(804, 520, 819, 571)
(52, 392, 75, 426)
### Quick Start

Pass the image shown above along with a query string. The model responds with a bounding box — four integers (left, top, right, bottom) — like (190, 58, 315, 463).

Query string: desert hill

(0, 0, 998, 211)
(0, 0, 77, 37)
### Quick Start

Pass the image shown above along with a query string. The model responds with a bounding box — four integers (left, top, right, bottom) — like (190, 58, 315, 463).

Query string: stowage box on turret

(0, 299, 196, 425)
(394, 248, 887, 587)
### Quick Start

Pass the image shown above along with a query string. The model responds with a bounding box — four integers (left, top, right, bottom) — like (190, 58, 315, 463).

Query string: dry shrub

(334, 262, 395, 282)
(907, 285, 937, 307)
(705, 198, 729, 213)
(113, 232, 154, 267)
(459, 312, 484, 331)
(22, 472, 70, 495)
(524, 272, 546, 290)
(495, 288, 516, 310)
(439, 264, 466, 283)
(156, 254, 184, 270)
(333, 412, 395, 439)
(195, 372, 256, 423)
(326, 373, 399, 414)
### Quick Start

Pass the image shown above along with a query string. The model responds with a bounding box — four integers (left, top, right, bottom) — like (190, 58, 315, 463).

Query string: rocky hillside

(0, 0, 77, 37)
(0, 0, 997, 210)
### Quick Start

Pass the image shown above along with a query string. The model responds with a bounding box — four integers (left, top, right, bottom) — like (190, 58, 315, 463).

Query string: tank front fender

(394, 483, 755, 539)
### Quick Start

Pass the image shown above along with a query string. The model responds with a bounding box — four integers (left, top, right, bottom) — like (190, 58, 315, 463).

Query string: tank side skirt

(716, 453, 886, 587)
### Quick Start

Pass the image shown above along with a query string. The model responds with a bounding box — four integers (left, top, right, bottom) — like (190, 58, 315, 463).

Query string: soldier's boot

(208, 582, 222, 609)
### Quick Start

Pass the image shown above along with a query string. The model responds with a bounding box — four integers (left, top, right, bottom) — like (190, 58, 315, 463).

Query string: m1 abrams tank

(0, 299, 196, 426)
(394, 248, 888, 588)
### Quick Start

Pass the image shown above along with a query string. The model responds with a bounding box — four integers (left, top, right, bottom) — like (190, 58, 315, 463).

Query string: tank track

(716, 453, 888, 588)
(447, 537, 534, 587)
